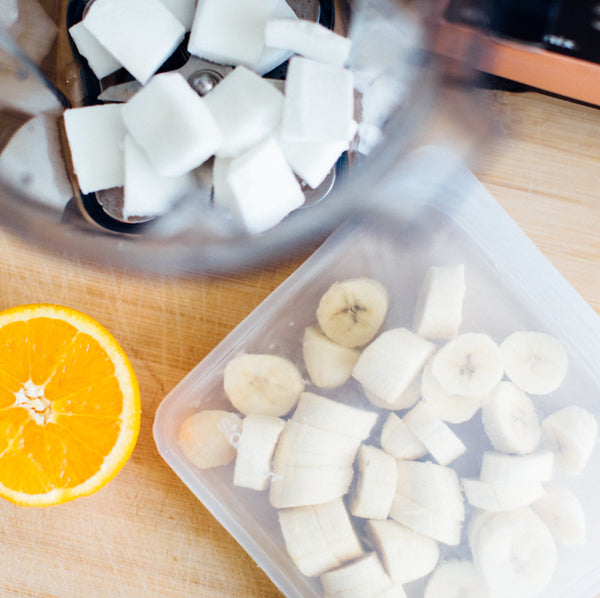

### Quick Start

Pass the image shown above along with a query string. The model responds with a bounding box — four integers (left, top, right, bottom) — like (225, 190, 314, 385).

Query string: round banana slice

(316, 277, 389, 348)
(469, 507, 557, 598)
(541, 405, 598, 475)
(532, 485, 586, 547)
(178, 410, 241, 469)
(481, 380, 541, 455)
(424, 559, 491, 598)
(223, 353, 305, 416)
(501, 331, 568, 395)
(431, 333, 503, 397)
(420, 358, 486, 424)
(302, 325, 360, 388)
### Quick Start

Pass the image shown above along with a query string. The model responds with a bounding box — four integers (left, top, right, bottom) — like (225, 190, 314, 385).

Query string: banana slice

(302, 325, 361, 388)
(389, 494, 462, 546)
(272, 420, 361, 469)
(469, 507, 557, 598)
(394, 372, 424, 407)
(316, 277, 389, 348)
(233, 414, 285, 490)
(352, 328, 435, 410)
(481, 380, 541, 455)
(424, 559, 491, 598)
(380, 412, 427, 461)
(420, 358, 486, 424)
(270, 464, 354, 509)
(462, 477, 544, 511)
(413, 264, 465, 339)
(278, 498, 364, 577)
(532, 485, 586, 547)
(291, 391, 378, 440)
(395, 460, 464, 521)
(178, 410, 241, 469)
(349, 444, 397, 520)
(223, 353, 305, 416)
(431, 333, 503, 397)
(540, 405, 598, 475)
(402, 401, 467, 466)
(320, 552, 393, 598)
(314, 498, 365, 566)
(278, 503, 341, 577)
(365, 373, 422, 412)
(366, 519, 439, 584)
(479, 451, 554, 484)
(375, 585, 408, 598)
(501, 331, 568, 395)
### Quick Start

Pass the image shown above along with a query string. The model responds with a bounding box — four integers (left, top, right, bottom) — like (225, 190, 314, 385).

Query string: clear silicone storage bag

(153, 148, 600, 598)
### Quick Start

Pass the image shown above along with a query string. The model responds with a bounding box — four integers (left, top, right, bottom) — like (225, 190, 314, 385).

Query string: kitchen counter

(0, 89, 598, 597)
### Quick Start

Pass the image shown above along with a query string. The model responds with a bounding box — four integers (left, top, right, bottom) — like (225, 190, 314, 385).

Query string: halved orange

(0, 304, 140, 506)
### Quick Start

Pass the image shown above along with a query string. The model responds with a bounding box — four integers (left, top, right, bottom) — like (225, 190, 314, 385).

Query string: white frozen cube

(157, 0, 196, 31)
(69, 21, 121, 80)
(0, 114, 72, 209)
(203, 66, 284, 158)
(225, 137, 304, 234)
(253, 0, 297, 75)
(123, 136, 195, 219)
(265, 18, 352, 67)
(122, 72, 222, 177)
(188, 0, 277, 68)
(279, 139, 346, 189)
(281, 56, 354, 143)
(279, 120, 356, 188)
(83, 0, 185, 84)
(63, 103, 126, 194)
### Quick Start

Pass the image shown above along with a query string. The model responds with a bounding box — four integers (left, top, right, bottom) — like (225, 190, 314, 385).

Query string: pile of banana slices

(178, 264, 597, 598)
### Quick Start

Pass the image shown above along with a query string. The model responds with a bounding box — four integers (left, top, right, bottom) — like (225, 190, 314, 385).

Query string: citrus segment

(0, 304, 140, 506)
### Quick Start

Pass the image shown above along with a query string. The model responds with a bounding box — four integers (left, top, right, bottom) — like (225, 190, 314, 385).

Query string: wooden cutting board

(0, 89, 598, 597)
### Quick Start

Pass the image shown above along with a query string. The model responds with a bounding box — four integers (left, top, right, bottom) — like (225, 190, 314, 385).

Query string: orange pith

(0, 304, 140, 506)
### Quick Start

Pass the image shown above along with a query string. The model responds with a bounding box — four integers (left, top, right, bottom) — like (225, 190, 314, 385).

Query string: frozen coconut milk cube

(225, 137, 304, 234)
(83, 0, 185, 85)
(63, 103, 126, 194)
(123, 136, 195, 220)
(253, 0, 297, 75)
(188, 0, 277, 68)
(68, 21, 121, 80)
(265, 18, 352, 67)
(279, 120, 356, 189)
(203, 66, 284, 158)
(281, 56, 354, 143)
(157, 0, 196, 31)
(122, 72, 222, 177)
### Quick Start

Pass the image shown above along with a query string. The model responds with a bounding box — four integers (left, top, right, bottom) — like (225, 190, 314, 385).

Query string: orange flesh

(0, 315, 132, 498)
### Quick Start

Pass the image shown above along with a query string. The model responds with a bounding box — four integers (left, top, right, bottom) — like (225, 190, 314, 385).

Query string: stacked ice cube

(65, 0, 355, 233)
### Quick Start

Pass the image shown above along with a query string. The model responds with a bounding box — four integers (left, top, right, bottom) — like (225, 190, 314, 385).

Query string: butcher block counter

(0, 88, 598, 597)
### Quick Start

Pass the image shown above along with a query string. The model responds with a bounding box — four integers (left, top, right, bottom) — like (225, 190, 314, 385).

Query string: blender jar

(0, 0, 492, 272)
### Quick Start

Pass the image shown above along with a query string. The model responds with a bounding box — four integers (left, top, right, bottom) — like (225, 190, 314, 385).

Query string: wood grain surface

(0, 89, 598, 597)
